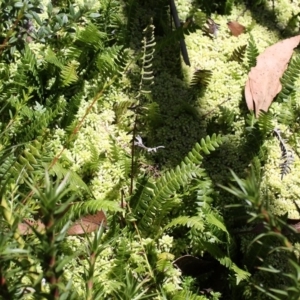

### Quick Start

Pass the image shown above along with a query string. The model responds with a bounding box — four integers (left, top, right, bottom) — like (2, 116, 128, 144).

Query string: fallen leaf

(18, 210, 107, 235)
(245, 35, 300, 117)
(67, 210, 107, 235)
(227, 21, 245, 37)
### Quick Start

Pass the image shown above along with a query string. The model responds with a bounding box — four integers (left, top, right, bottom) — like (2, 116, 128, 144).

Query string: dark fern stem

(273, 128, 294, 179)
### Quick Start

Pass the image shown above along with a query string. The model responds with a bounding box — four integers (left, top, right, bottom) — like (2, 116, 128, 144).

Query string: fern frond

(199, 240, 250, 284)
(60, 61, 79, 87)
(184, 133, 223, 161)
(137, 24, 155, 97)
(247, 34, 259, 69)
(163, 216, 205, 232)
(173, 290, 207, 300)
(190, 69, 212, 88)
(277, 95, 296, 126)
(257, 111, 274, 137)
(229, 44, 247, 63)
(45, 48, 64, 68)
(132, 134, 222, 234)
(77, 24, 107, 47)
(96, 45, 123, 78)
(277, 54, 300, 102)
(273, 128, 294, 179)
(49, 162, 90, 193)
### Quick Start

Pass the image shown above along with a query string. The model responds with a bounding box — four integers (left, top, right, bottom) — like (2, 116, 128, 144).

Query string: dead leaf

(245, 35, 300, 117)
(227, 21, 245, 37)
(67, 210, 107, 235)
(18, 210, 107, 235)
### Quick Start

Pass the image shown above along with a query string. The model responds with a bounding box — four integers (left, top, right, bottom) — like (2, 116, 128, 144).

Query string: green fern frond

(257, 111, 274, 137)
(247, 34, 259, 69)
(132, 134, 222, 234)
(277, 95, 297, 126)
(190, 69, 212, 88)
(184, 133, 223, 162)
(199, 240, 250, 284)
(173, 290, 207, 300)
(14, 46, 43, 99)
(96, 45, 125, 78)
(277, 54, 300, 102)
(49, 162, 90, 193)
(163, 216, 205, 232)
(56, 199, 122, 230)
(77, 24, 107, 47)
(229, 44, 247, 63)
(45, 48, 64, 68)
(60, 61, 79, 87)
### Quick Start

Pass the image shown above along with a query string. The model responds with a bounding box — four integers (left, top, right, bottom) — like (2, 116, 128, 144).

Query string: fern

(190, 69, 212, 88)
(273, 128, 294, 179)
(137, 24, 156, 97)
(60, 61, 79, 87)
(131, 134, 222, 235)
(163, 216, 205, 232)
(229, 44, 247, 63)
(257, 110, 274, 138)
(247, 34, 259, 69)
(277, 54, 300, 102)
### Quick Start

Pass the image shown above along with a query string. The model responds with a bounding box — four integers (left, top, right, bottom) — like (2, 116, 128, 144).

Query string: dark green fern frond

(247, 34, 259, 69)
(190, 69, 212, 88)
(257, 111, 274, 138)
(277, 95, 297, 126)
(229, 44, 247, 63)
(132, 163, 204, 235)
(277, 54, 300, 102)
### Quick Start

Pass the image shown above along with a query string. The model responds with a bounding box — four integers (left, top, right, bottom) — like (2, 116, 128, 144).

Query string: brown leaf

(67, 210, 107, 235)
(18, 210, 107, 235)
(245, 35, 300, 117)
(227, 21, 245, 37)
(18, 219, 45, 235)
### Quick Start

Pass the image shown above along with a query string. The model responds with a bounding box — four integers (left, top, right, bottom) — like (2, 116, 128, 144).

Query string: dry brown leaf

(67, 210, 107, 235)
(18, 210, 107, 235)
(227, 21, 245, 37)
(245, 35, 300, 117)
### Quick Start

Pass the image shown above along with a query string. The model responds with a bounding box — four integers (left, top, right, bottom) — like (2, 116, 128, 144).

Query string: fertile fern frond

(190, 69, 212, 88)
(273, 128, 294, 179)
(277, 54, 300, 102)
(247, 34, 259, 69)
(229, 44, 247, 63)
(137, 24, 155, 97)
